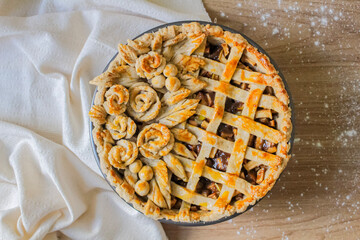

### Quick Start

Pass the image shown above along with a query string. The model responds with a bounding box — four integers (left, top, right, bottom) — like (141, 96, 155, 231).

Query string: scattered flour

(320, 17, 328, 26)
(344, 130, 357, 137)
(315, 141, 323, 148)
(336, 130, 358, 146)
(272, 27, 280, 35)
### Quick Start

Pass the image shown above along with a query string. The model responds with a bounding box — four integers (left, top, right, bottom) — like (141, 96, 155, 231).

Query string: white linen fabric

(0, 0, 210, 239)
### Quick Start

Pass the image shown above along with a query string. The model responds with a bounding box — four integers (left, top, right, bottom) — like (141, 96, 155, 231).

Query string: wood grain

(163, 0, 360, 239)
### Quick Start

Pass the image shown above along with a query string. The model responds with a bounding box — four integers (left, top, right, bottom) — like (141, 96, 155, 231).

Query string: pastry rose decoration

(104, 84, 129, 115)
(105, 115, 136, 140)
(108, 140, 138, 169)
(135, 51, 166, 79)
(127, 83, 161, 122)
(137, 123, 174, 159)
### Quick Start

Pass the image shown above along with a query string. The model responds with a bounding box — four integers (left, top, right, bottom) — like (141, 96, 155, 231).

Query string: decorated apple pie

(89, 22, 292, 222)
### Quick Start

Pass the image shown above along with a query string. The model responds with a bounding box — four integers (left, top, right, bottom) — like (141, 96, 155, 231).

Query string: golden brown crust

(118, 44, 138, 66)
(170, 128, 198, 145)
(89, 105, 107, 125)
(103, 85, 129, 116)
(90, 22, 292, 223)
(156, 99, 199, 128)
(105, 114, 136, 140)
(162, 87, 191, 105)
(174, 55, 205, 73)
(136, 123, 175, 159)
(127, 83, 161, 122)
(108, 140, 138, 169)
(135, 51, 166, 79)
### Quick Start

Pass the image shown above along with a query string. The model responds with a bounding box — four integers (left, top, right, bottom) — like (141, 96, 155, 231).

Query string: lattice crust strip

(174, 155, 252, 196)
(194, 105, 285, 143)
(201, 57, 274, 87)
(198, 76, 287, 114)
(214, 85, 265, 212)
(168, 33, 289, 221)
(178, 44, 247, 218)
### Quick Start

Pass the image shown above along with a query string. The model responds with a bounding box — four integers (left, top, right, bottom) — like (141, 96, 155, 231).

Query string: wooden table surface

(163, 0, 360, 239)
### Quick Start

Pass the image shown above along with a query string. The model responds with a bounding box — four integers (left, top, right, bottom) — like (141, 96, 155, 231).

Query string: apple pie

(89, 22, 292, 222)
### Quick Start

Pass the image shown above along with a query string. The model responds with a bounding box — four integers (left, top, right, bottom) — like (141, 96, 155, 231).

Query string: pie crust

(89, 22, 292, 222)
